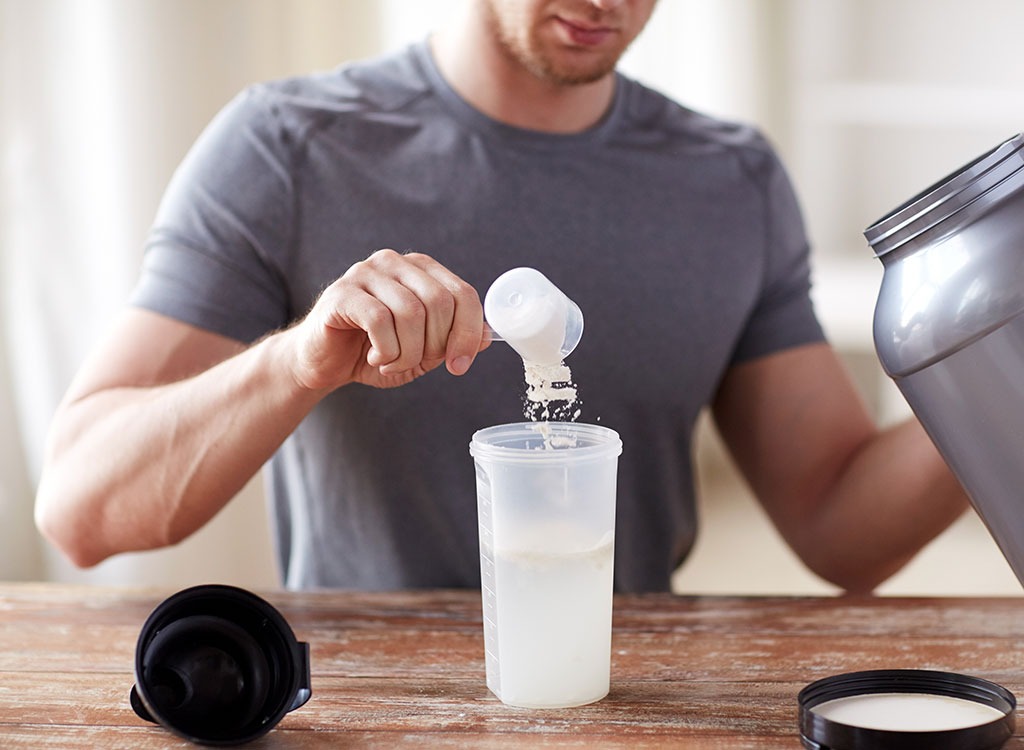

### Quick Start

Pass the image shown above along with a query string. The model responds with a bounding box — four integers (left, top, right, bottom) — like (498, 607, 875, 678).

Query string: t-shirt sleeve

(729, 144, 825, 364)
(129, 86, 296, 343)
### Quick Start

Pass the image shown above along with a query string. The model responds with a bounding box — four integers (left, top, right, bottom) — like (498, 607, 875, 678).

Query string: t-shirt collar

(410, 38, 627, 149)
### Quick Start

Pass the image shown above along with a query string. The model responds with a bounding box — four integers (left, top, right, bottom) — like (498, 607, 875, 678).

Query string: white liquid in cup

(812, 692, 1006, 732)
(491, 535, 614, 708)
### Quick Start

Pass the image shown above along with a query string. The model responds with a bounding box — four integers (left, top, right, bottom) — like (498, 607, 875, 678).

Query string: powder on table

(523, 361, 581, 423)
(811, 692, 1006, 732)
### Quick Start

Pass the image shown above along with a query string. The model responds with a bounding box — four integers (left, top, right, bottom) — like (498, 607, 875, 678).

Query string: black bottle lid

(130, 584, 311, 746)
(799, 669, 1015, 750)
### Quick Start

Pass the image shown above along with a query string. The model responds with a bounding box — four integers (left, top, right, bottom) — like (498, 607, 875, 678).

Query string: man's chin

(531, 52, 619, 86)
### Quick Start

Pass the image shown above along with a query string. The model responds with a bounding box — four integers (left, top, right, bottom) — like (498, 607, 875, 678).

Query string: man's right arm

(35, 249, 487, 567)
(34, 307, 327, 567)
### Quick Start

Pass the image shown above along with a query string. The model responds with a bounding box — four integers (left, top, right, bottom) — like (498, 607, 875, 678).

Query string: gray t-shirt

(131, 41, 824, 591)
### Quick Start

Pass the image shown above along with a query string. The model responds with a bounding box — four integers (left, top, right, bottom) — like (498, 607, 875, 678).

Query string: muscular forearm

(715, 345, 971, 595)
(795, 418, 969, 593)
(37, 250, 487, 568)
(35, 331, 323, 567)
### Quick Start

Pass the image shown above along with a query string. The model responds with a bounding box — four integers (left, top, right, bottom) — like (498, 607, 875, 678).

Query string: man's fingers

(321, 286, 400, 367)
(403, 253, 485, 376)
(323, 249, 484, 380)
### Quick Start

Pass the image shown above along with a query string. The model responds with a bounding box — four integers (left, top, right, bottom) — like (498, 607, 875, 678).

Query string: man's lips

(555, 16, 617, 47)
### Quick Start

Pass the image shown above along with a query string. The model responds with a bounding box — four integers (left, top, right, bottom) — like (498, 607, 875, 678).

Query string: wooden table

(1, 584, 1023, 748)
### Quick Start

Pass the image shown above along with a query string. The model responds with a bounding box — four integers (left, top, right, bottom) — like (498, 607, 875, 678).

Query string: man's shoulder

(246, 43, 432, 125)
(616, 74, 774, 162)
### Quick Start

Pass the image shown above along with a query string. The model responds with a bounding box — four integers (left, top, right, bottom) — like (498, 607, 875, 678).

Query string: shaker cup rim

(470, 422, 622, 464)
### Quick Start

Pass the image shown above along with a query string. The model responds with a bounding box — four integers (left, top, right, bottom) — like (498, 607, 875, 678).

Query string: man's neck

(430, 13, 616, 134)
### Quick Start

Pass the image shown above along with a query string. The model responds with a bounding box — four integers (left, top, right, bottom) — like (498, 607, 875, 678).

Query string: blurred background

(1, 0, 1022, 594)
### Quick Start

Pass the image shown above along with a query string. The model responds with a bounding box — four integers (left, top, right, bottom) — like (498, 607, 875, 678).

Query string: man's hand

(288, 249, 489, 392)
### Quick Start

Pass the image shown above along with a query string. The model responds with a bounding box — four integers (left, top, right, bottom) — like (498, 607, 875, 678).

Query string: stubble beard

(485, 4, 621, 86)
(524, 47, 618, 86)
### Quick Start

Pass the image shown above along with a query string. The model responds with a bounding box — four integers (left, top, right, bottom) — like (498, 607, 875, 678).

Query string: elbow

(36, 468, 194, 568)
(34, 476, 109, 569)
(803, 552, 902, 596)
(827, 571, 884, 597)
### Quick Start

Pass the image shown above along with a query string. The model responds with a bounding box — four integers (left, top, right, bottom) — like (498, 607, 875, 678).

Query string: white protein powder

(812, 692, 1005, 732)
(523, 361, 581, 423)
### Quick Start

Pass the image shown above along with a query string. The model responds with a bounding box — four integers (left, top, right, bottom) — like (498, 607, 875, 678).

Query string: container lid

(799, 669, 1015, 749)
(130, 584, 312, 746)
(865, 133, 1024, 257)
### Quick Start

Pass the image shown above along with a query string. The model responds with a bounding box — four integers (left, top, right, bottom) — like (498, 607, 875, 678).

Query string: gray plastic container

(867, 133, 1024, 586)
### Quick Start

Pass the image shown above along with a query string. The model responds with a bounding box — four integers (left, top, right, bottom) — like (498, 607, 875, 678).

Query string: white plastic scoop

(484, 267, 583, 365)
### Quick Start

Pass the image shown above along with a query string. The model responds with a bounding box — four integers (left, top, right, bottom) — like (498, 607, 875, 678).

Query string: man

(35, 0, 967, 592)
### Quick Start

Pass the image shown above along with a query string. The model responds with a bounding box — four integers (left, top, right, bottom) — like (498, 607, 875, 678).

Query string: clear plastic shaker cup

(484, 268, 584, 364)
(470, 422, 622, 708)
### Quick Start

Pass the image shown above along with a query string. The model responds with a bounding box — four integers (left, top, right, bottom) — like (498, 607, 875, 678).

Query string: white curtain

(0, 0, 395, 585)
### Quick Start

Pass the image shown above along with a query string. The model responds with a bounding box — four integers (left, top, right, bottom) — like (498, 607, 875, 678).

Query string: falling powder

(523, 361, 581, 423)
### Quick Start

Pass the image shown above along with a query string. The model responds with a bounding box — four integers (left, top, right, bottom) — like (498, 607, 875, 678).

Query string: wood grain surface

(1, 584, 1023, 748)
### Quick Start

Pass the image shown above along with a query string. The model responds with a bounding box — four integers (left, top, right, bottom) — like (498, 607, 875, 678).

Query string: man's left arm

(711, 341, 968, 593)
